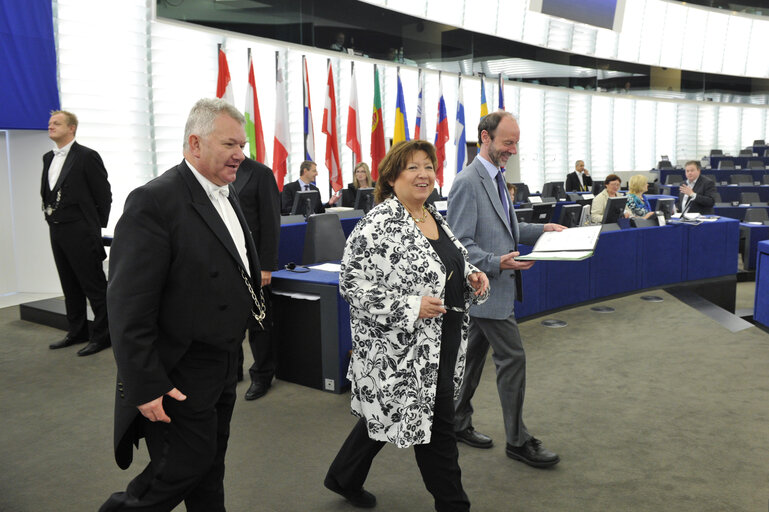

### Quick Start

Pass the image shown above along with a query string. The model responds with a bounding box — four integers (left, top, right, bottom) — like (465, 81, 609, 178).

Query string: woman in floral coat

(324, 140, 489, 511)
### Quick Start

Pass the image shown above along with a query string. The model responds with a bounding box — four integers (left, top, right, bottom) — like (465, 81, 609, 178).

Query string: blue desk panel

(715, 206, 769, 221)
(754, 241, 769, 327)
(683, 218, 739, 280)
(741, 223, 769, 270)
(637, 225, 685, 287)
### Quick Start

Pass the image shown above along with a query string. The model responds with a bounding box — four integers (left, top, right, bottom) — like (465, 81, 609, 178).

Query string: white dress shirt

(48, 139, 75, 190)
(186, 159, 251, 277)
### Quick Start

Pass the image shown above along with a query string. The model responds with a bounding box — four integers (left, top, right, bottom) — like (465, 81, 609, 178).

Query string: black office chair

(744, 208, 769, 223)
(709, 149, 723, 156)
(763, 175, 769, 185)
(748, 160, 765, 170)
(665, 174, 684, 185)
(302, 213, 346, 264)
(702, 173, 717, 184)
(718, 160, 735, 169)
(739, 149, 754, 157)
(657, 160, 674, 170)
(630, 216, 659, 228)
(647, 182, 659, 194)
(753, 139, 765, 146)
(713, 192, 729, 207)
(731, 174, 753, 185)
(740, 192, 761, 205)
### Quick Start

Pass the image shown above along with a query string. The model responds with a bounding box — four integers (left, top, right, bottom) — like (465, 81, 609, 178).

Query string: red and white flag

(216, 47, 234, 105)
(273, 55, 290, 191)
(245, 53, 267, 164)
(345, 63, 362, 164)
(323, 61, 343, 192)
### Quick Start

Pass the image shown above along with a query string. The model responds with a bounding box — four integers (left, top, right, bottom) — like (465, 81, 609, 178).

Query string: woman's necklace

(406, 205, 428, 223)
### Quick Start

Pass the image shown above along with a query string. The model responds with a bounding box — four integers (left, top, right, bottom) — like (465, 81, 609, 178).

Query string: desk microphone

(284, 262, 310, 273)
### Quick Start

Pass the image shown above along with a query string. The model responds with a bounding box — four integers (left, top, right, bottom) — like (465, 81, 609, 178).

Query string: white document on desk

(515, 225, 601, 261)
(310, 263, 342, 273)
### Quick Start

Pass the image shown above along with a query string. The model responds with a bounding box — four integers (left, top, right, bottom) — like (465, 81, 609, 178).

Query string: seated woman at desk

(343, 162, 375, 207)
(590, 173, 628, 223)
(325, 140, 489, 511)
(624, 174, 655, 219)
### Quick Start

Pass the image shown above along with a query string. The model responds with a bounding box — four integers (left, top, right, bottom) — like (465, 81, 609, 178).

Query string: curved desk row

(271, 217, 739, 393)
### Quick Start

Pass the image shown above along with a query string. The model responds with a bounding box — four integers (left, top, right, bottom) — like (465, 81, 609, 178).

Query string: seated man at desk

(678, 160, 716, 215)
(280, 160, 340, 214)
(565, 160, 593, 192)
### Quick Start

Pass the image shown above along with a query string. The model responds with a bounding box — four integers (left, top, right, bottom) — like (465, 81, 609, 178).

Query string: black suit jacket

(564, 171, 593, 192)
(234, 158, 280, 271)
(280, 180, 325, 215)
(678, 175, 717, 215)
(41, 141, 111, 229)
(107, 161, 261, 469)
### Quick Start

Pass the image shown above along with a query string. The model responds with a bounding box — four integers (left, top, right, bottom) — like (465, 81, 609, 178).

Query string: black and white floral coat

(340, 197, 489, 448)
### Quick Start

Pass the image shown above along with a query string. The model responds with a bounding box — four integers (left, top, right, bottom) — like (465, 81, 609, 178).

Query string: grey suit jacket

(447, 157, 544, 320)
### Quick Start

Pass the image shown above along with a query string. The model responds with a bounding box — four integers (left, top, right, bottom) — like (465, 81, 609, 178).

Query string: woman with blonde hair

(625, 174, 654, 219)
(348, 161, 374, 190)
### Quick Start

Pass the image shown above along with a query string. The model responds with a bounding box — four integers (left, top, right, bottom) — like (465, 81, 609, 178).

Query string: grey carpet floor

(0, 286, 767, 511)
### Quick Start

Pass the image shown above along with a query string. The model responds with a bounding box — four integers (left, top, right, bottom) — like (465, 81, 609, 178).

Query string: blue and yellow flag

(393, 70, 410, 144)
(480, 75, 489, 117)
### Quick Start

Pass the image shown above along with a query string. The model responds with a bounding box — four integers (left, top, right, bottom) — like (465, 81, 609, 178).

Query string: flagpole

(302, 55, 308, 165)
(350, 61, 355, 169)
(327, 57, 333, 199)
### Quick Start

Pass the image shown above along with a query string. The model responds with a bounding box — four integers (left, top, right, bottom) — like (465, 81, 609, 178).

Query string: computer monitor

(655, 197, 675, 220)
(514, 207, 533, 224)
(532, 203, 555, 223)
(541, 181, 566, 201)
(341, 188, 356, 208)
(558, 204, 583, 228)
(601, 196, 627, 224)
(591, 182, 606, 195)
(353, 187, 375, 214)
(290, 190, 321, 219)
(511, 183, 530, 203)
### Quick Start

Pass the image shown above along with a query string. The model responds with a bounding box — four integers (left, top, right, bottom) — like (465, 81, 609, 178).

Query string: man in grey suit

(447, 111, 564, 468)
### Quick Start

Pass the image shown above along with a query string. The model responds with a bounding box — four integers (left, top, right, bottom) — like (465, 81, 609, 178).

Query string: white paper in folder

(271, 290, 320, 301)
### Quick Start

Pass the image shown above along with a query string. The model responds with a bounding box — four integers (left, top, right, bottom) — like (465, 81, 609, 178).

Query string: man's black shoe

(244, 380, 271, 401)
(49, 337, 87, 350)
(456, 427, 493, 448)
(76, 341, 111, 357)
(506, 438, 560, 468)
(324, 476, 376, 508)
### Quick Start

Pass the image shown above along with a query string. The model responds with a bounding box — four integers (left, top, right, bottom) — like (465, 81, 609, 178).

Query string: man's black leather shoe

(506, 438, 560, 468)
(456, 427, 493, 448)
(324, 476, 376, 508)
(244, 380, 271, 401)
(49, 337, 87, 350)
(76, 341, 111, 357)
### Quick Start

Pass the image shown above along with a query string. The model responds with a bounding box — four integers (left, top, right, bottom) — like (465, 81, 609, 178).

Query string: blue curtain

(0, 0, 60, 129)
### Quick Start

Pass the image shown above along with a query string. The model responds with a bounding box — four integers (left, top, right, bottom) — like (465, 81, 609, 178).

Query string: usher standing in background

(42, 110, 112, 357)
(234, 157, 281, 400)
(565, 160, 593, 192)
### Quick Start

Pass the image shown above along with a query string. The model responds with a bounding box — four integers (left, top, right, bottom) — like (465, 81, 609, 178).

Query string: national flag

(434, 73, 449, 187)
(498, 73, 505, 111)
(480, 74, 489, 117)
(273, 55, 290, 191)
(455, 76, 466, 174)
(216, 47, 234, 105)
(245, 53, 267, 164)
(393, 69, 410, 144)
(414, 69, 425, 140)
(302, 56, 315, 162)
(322, 60, 343, 192)
(370, 65, 386, 181)
(346, 63, 362, 164)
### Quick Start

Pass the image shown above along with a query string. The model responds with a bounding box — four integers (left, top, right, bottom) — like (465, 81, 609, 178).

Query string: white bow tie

(213, 186, 229, 199)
